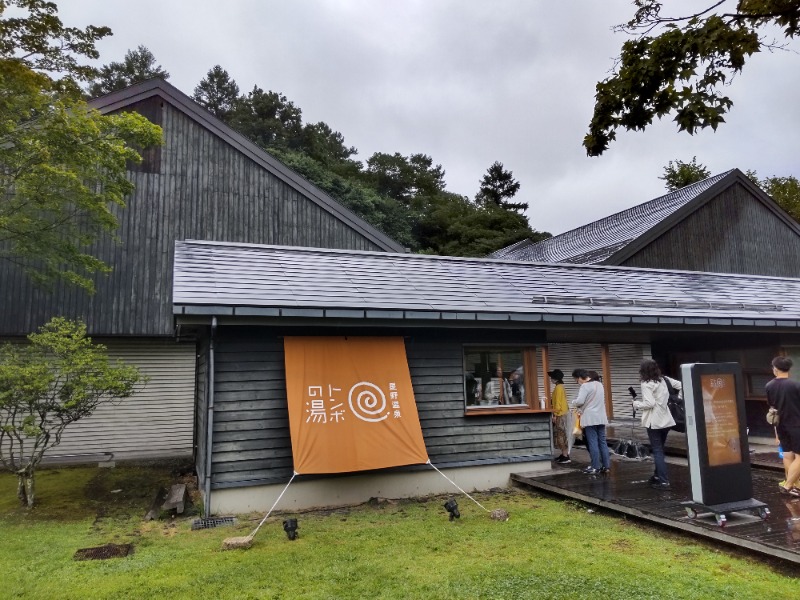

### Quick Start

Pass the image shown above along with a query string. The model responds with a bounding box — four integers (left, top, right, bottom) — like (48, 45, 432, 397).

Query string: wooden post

(601, 343, 614, 419)
(541, 346, 551, 405)
(524, 349, 541, 410)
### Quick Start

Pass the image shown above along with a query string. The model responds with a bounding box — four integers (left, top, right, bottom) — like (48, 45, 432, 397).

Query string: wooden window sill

(464, 407, 550, 416)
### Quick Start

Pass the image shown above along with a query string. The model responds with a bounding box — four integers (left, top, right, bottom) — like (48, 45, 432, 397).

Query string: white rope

(248, 471, 297, 539)
(427, 460, 489, 512)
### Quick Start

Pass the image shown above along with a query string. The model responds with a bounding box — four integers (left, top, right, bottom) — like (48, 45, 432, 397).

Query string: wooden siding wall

(406, 339, 551, 465)
(43, 339, 196, 460)
(0, 99, 386, 336)
(211, 338, 292, 487)
(209, 331, 551, 490)
(622, 184, 800, 277)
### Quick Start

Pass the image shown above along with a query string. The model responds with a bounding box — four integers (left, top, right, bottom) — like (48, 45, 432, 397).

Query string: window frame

(462, 344, 547, 416)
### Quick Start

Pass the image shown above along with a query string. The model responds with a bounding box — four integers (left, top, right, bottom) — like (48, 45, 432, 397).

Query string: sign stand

(680, 497, 769, 527)
(679, 362, 770, 527)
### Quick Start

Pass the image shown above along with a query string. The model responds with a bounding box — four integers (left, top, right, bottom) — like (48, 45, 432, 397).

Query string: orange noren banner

(284, 337, 429, 474)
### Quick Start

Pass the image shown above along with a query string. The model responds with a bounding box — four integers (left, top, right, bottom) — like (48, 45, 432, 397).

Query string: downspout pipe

(203, 316, 217, 518)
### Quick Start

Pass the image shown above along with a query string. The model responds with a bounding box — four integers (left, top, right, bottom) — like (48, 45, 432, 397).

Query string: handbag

(767, 407, 780, 426)
(571, 412, 583, 439)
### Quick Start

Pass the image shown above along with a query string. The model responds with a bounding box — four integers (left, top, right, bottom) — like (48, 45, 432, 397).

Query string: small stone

(490, 508, 509, 521)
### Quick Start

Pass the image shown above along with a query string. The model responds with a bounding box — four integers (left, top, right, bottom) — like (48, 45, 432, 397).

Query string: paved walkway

(512, 446, 800, 566)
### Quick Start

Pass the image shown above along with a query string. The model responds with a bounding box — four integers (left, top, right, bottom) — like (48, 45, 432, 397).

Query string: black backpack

(665, 378, 686, 433)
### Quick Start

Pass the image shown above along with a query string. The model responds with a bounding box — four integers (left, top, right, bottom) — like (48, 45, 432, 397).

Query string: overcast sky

(60, 1, 799, 236)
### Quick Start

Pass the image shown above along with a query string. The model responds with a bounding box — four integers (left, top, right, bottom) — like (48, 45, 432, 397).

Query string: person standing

(765, 356, 800, 497)
(570, 369, 610, 474)
(633, 359, 678, 490)
(549, 369, 570, 464)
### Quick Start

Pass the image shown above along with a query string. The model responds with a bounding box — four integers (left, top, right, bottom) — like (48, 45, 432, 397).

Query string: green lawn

(0, 464, 797, 599)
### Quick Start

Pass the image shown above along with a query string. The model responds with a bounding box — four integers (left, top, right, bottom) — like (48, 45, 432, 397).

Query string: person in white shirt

(633, 359, 679, 489)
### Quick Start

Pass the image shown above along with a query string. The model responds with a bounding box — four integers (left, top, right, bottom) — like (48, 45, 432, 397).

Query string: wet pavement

(511, 446, 800, 566)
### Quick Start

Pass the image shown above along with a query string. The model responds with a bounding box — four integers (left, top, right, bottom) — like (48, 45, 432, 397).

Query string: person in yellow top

(549, 369, 570, 464)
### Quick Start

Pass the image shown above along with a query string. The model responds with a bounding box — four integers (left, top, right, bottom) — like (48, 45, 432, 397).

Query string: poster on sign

(283, 337, 429, 474)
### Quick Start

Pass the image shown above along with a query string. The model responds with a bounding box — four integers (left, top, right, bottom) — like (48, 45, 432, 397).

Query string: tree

(584, 1, 800, 156)
(193, 65, 240, 120)
(1, 2, 163, 291)
(229, 85, 303, 149)
(0, 318, 142, 507)
(660, 156, 711, 191)
(299, 121, 360, 176)
(88, 45, 169, 97)
(0, 0, 111, 90)
(416, 193, 549, 257)
(270, 147, 416, 249)
(747, 170, 800, 221)
(364, 152, 446, 207)
(475, 161, 527, 212)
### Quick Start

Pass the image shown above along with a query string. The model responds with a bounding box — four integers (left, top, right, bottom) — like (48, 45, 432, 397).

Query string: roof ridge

(492, 170, 736, 264)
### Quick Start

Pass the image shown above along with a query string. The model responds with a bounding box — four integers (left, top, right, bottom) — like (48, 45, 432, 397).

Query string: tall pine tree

(475, 161, 527, 212)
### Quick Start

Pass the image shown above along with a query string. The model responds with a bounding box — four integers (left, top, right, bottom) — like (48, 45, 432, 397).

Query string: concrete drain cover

(73, 543, 133, 561)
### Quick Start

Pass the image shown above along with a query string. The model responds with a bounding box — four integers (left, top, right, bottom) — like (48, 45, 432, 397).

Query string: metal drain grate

(73, 543, 133, 561)
(191, 516, 237, 530)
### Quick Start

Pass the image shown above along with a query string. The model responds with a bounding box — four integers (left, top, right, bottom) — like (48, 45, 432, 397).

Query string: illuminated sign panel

(700, 373, 743, 467)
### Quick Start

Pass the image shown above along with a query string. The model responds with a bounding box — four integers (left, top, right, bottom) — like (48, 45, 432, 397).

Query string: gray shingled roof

(90, 79, 405, 253)
(173, 240, 800, 327)
(491, 171, 735, 263)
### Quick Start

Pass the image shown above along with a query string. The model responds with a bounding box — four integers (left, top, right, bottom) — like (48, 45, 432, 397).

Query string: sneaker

(582, 466, 599, 474)
(599, 467, 610, 474)
(649, 476, 661, 484)
(555, 456, 571, 464)
(651, 481, 671, 490)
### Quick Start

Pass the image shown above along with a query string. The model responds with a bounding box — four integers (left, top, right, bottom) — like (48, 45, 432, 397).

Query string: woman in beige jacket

(633, 359, 679, 489)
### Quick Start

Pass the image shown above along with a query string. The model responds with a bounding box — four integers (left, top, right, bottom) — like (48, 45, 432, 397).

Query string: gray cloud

(60, 0, 799, 235)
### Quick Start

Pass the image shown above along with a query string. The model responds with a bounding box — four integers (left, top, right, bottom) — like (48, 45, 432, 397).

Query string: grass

(0, 464, 798, 599)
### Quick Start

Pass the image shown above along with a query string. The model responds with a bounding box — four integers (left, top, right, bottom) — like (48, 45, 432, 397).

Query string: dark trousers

(647, 427, 670, 483)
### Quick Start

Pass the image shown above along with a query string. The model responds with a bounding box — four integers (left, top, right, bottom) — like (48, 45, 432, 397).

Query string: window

(463, 346, 542, 414)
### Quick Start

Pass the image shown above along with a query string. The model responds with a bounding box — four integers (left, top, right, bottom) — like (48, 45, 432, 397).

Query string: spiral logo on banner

(348, 381, 389, 422)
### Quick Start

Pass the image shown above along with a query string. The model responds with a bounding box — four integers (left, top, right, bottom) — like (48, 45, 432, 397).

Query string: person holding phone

(633, 359, 679, 489)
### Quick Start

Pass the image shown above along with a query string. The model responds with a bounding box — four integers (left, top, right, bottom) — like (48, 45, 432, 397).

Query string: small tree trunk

(17, 475, 27, 505)
(16, 473, 35, 508)
(24, 472, 35, 508)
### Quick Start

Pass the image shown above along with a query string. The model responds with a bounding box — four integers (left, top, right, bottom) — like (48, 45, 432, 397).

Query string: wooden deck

(511, 449, 800, 566)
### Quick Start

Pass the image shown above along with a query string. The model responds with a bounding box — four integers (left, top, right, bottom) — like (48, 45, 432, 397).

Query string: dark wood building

(173, 240, 800, 513)
(493, 170, 800, 277)
(0, 79, 403, 461)
(493, 170, 800, 435)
